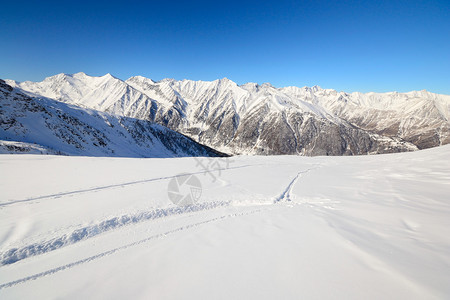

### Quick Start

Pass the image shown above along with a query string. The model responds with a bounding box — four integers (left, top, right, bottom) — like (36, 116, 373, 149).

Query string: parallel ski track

(0, 164, 257, 207)
(0, 208, 263, 290)
(0, 201, 229, 266)
(0, 165, 321, 290)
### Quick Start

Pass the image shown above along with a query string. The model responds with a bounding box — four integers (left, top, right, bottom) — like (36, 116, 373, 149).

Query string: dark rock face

(161, 105, 415, 156)
(328, 98, 450, 152)
(219, 110, 412, 156)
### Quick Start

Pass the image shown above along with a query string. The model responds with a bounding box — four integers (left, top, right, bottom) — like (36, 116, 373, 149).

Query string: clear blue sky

(1, 0, 449, 94)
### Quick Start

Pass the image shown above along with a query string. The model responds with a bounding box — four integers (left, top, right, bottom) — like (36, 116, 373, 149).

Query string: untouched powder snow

(0, 146, 449, 299)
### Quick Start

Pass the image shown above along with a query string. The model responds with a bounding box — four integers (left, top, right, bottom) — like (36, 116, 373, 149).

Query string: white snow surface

(0, 145, 449, 299)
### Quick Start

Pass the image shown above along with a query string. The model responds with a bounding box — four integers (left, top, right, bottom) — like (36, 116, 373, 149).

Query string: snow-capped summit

(127, 75, 155, 85)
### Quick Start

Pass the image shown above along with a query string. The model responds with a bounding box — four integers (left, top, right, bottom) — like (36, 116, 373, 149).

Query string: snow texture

(0, 145, 449, 299)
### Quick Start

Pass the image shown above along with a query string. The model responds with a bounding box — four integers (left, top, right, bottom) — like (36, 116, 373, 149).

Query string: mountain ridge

(6, 73, 449, 155)
(11, 72, 448, 96)
(0, 79, 226, 158)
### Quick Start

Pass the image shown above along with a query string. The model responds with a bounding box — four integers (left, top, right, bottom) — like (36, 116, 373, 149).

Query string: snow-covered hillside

(8, 73, 449, 155)
(0, 145, 449, 299)
(0, 80, 223, 158)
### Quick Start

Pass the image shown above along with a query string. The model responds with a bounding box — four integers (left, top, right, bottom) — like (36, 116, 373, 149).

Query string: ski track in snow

(0, 165, 320, 290)
(0, 202, 229, 266)
(274, 167, 318, 203)
(0, 209, 263, 290)
(0, 164, 256, 207)
(0, 163, 305, 266)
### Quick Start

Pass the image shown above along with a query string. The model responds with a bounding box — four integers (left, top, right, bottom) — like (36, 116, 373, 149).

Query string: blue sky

(1, 0, 449, 94)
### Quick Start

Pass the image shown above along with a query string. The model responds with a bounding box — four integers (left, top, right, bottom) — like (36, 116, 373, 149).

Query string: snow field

(0, 146, 449, 299)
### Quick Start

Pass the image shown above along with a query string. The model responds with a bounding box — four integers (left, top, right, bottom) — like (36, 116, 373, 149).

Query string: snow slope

(8, 73, 449, 155)
(0, 80, 223, 158)
(0, 145, 449, 299)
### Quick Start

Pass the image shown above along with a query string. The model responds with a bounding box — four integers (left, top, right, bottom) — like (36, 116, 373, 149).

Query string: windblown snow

(0, 145, 449, 299)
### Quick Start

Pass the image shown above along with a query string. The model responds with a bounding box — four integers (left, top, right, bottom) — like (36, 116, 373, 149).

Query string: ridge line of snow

(8, 73, 450, 99)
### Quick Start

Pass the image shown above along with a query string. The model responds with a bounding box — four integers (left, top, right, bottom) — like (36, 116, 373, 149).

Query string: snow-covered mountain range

(0, 79, 224, 157)
(6, 72, 450, 155)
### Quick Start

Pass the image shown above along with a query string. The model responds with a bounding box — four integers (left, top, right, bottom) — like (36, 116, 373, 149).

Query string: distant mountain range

(4, 72, 450, 156)
(0, 79, 224, 157)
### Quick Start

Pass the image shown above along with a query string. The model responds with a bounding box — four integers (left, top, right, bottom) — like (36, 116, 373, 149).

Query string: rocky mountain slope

(7, 73, 450, 155)
(0, 79, 224, 158)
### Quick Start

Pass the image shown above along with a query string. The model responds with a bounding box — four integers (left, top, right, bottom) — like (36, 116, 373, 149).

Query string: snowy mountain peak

(240, 82, 259, 93)
(260, 82, 274, 88)
(101, 73, 116, 79)
(216, 77, 232, 83)
(127, 75, 155, 85)
(73, 71, 88, 77)
(42, 72, 68, 82)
